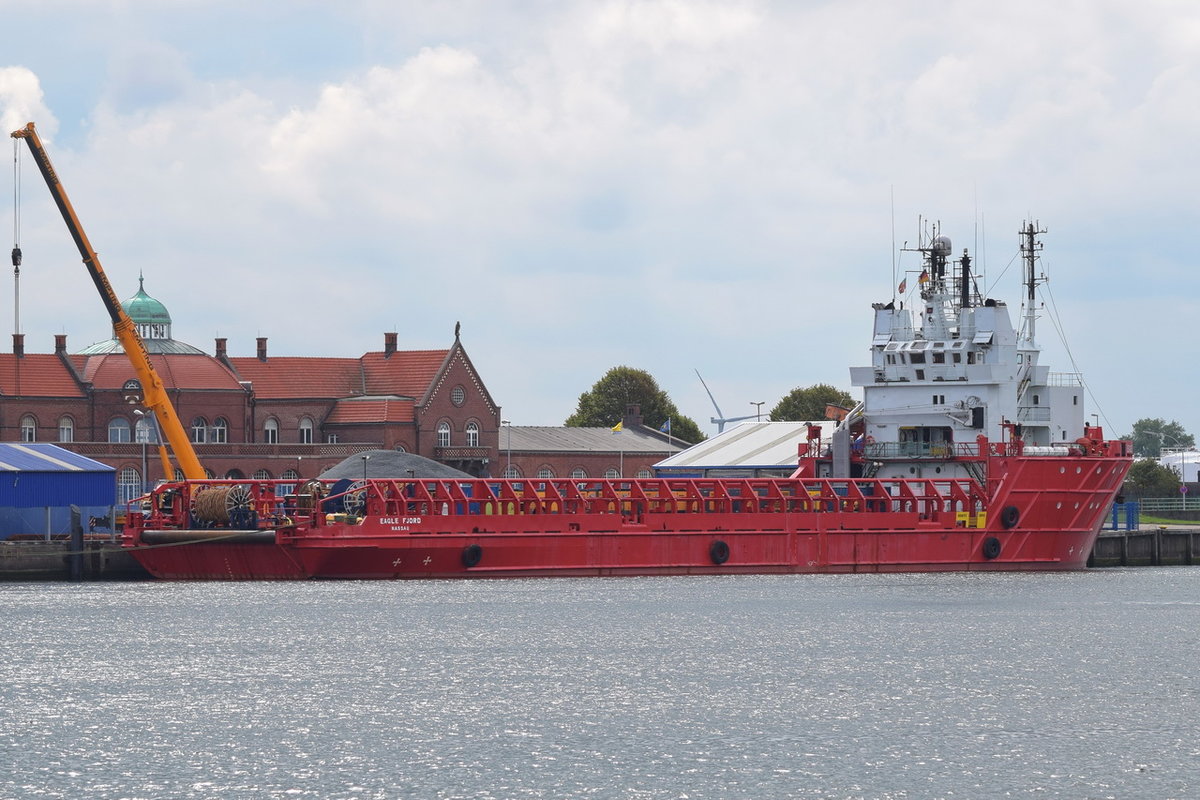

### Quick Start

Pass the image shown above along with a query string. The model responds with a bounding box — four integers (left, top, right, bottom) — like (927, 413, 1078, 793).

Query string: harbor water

(3, 570, 1199, 799)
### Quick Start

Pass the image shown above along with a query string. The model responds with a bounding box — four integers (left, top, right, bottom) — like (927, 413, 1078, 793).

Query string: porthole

(451, 386, 466, 406)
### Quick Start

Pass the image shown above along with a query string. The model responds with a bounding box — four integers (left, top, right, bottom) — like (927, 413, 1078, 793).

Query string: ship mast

(1018, 220, 1046, 344)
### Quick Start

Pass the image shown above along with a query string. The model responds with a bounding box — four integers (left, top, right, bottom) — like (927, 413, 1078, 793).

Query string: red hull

(123, 445, 1129, 580)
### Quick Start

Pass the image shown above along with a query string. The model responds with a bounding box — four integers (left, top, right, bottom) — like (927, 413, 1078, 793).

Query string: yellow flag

(611, 421, 623, 433)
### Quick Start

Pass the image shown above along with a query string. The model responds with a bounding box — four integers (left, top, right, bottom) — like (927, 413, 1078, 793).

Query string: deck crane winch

(11, 122, 205, 481)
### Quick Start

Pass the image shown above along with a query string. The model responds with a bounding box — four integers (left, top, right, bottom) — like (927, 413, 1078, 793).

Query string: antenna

(11, 138, 20, 336)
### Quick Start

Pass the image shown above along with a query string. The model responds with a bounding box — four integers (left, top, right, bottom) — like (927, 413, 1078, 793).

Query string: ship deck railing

(126, 476, 991, 533)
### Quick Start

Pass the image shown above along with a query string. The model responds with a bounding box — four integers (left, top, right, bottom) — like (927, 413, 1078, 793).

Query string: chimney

(215, 337, 227, 359)
(12, 333, 23, 358)
(256, 337, 268, 361)
(54, 334, 67, 355)
(624, 403, 643, 428)
(384, 332, 397, 356)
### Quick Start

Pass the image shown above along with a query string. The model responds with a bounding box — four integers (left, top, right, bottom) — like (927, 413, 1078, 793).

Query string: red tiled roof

(0, 355, 85, 397)
(78, 353, 245, 390)
(326, 397, 415, 424)
(228, 357, 362, 399)
(361, 350, 448, 398)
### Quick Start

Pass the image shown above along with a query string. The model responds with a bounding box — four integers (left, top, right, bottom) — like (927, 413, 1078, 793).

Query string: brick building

(0, 278, 502, 501)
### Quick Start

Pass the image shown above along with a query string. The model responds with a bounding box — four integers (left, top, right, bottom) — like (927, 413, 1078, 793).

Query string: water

(2, 570, 1199, 799)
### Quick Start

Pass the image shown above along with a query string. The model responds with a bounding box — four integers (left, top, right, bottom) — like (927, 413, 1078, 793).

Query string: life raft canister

(710, 539, 730, 565)
(462, 544, 483, 568)
(1000, 505, 1020, 529)
(982, 536, 1002, 560)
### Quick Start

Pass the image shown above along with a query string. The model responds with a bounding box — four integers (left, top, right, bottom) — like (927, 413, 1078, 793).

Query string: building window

(19, 415, 36, 442)
(537, 466, 554, 479)
(326, 433, 339, 443)
(212, 417, 228, 444)
(605, 468, 620, 479)
(253, 469, 271, 480)
(298, 417, 313, 444)
(58, 416, 74, 443)
(225, 469, 244, 479)
(264, 418, 279, 445)
(636, 469, 652, 479)
(191, 417, 208, 444)
(118, 466, 142, 504)
(108, 418, 131, 443)
(502, 464, 521, 479)
(437, 422, 451, 448)
(466, 422, 479, 447)
(135, 416, 153, 443)
(451, 386, 466, 406)
(570, 468, 587, 479)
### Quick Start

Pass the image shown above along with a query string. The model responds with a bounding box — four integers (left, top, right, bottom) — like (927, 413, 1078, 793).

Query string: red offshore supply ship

(119, 221, 1131, 579)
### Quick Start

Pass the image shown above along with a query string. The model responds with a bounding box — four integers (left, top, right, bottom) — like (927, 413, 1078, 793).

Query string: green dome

(122, 274, 171, 326)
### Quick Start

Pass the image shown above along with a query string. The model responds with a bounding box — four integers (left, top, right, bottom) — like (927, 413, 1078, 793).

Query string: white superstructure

(843, 223, 1085, 480)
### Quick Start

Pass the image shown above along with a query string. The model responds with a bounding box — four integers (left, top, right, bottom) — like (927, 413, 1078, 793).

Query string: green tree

(769, 383, 855, 422)
(1122, 458, 1181, 497)
(565, 366, 705, 443)
(1126, 418, 1194, 457)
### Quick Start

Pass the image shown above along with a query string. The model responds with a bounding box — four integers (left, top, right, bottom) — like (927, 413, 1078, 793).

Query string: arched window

(570, 467, 587, 479)
(224, 469, 244, 479)
(117, 466, 142, 504)
(134, 416, 153, 444)
(108, 418, 131, 443)
(537, 466, 554, 479)
(263, 418, 279, 445)
(465, 421, 480, 447)
(298, 417, 313, 444)
(636, 469, 652, 479)
(502, 465, 521, 479)
(253, 469, 271, 480)
(605, 468, 620, 479)
(19, 415, 36, 442)
(191, 417, 208, 444)
(212, 417, 229, 444)
(437, 421, 451, 448)
(58, 416, 74, 443)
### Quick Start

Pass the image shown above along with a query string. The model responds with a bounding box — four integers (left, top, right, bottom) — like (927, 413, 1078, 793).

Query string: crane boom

(11, 122, 205, 480)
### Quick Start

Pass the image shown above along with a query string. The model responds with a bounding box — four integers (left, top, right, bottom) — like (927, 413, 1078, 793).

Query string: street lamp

(751, 401, 764, 421)
(361, 454, 370, 483)
(132, 409, 149, 495)
(501, 419, 512, 477)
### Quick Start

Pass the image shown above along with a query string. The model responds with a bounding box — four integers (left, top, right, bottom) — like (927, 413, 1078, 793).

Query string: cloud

(0, 67, 55, 138)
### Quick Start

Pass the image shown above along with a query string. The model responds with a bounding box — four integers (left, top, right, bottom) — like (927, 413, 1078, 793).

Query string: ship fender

(999, 505, 1020, 529)
(710, 539, 730, 565)
(982, 537, 1002, 560)
(462, 544, 483, 568)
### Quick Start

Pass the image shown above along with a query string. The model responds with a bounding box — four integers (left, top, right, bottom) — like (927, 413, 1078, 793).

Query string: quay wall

(0, 541, 148, 581)
(1090, 528, 1200, 568)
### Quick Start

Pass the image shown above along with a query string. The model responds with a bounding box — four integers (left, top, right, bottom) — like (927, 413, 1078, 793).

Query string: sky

(1, 0, 1197, 439)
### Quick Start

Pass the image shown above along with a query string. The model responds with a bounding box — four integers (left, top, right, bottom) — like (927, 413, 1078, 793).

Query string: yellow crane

(11, 122, 206, 481)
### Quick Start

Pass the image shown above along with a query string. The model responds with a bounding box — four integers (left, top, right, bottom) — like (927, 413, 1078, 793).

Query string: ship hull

(122, 449, 1128, 581)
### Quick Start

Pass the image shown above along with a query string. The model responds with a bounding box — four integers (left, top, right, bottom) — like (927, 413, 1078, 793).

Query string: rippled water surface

(3, 569, 1199, 799)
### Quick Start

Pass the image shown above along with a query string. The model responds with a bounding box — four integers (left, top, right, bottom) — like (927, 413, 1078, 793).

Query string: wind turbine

(695, 369, 761, 433)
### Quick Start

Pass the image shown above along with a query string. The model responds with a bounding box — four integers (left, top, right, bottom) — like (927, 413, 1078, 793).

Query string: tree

(1126, 418, 1194, 458)
(1122, 458, 1181, 498)
(566, 366, 705, 442)
(769, 384, 855, 422)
